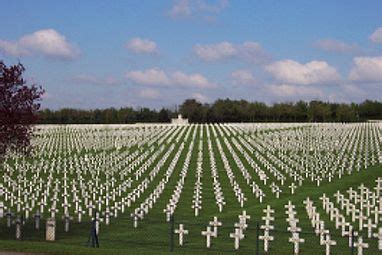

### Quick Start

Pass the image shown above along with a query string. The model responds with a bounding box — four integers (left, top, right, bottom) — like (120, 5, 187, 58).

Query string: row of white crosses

(130, 126, 191, 226)
(220, 131, 267, 203)
(130, 129, 190, 225)
(311, 192, 374, 255)
(134, 127, 192, 225)
(237, 129, 293, 190)
(192, 128, 203, 217)
(7, 124, 197, 236)
(1, 122, 220, 239)
(131, 128, 188, 225)
(212, 125, 247, 207)
(304, 197, 337, 255)
(224, 124, 289, 190)
(200, 211, 250, 250)
(229, 123, 380, 195)
(30, 124, 170, 158)
(285, 201, 305, 255)
(0, 122, 380, 241)
(318, 178, 382, 253)
(229, 136, 266, 202)
(164, 127, 197, 220)
(259, 205, 275, 253)
(205, 125, 226, 212)
(1, 124, 189, 237)
(229, 211, 250, 250)
(236, 133, 288, 187)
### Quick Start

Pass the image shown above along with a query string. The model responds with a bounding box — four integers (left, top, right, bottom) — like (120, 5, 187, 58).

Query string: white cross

(239, 210, 251, 224)
(209, 216, 222, 236)
(371, 206, 381, 224)
(289, 232, 304, 255)
(373, 227, 382, 250)
(192, 203, 201, 216)
(355, 212, 367, 231)
(174, 224, 188, 246)
(289, 183, 297, 194)
(201, 226, 216, 248)
(0, 202, 6, 218)
(353, 236, 368, 255)
(259, 230, 274, 253)
(285, 201, 295, 212)
(316, 226, 329, 245)
(263, 205, 274, 216)
(288, 225, 301, 234)
(234, 221, 247, 237)
(230, 228, 244, 250)
(261, 223, 274, 232)
(363, 219, 376, 238)
(131, 214, 139, 228)
(49, 206, 58, 219)
(262, 214, 274, 225)
(322, 234, 336, 255)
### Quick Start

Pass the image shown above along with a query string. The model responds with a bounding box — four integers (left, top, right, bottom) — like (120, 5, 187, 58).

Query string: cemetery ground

(0, 123, 381, 254)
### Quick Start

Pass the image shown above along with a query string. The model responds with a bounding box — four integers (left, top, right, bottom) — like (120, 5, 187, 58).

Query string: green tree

(158, 108, 170, 123)
(179, 99, 205, 123)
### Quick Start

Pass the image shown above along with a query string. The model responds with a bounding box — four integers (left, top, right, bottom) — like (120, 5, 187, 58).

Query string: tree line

(38, 99, 382, 124)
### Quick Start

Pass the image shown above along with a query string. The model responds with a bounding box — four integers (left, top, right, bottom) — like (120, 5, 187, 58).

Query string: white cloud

(231, 69, 256, 85)
(191, 92, 209, 103)
(171, 71, 214, 88)
(168, 0, 192, 18)
(125, 68, 216, 88)
(0, 29, 80, 60)
(194, 41, 236, 61)
(349, 56, 382, 82)
(239, 42, 270, 63)
(314, 39, 360, 54)
(370, 27, 382, 44)
(126, 68, 171, 86)
(0, 40, 29, 56)
(125, 37, 158, 54)
(138, 88, 161, 99)
(194, 41, 269, 63)
(71, 74, 121, 86)
(168, 0, 228, 19)
(265, 59, 341, 85)
(268, 84, 323, 98)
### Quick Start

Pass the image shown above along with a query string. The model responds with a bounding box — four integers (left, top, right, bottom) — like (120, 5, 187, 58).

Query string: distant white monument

(171, 114, 188, 125)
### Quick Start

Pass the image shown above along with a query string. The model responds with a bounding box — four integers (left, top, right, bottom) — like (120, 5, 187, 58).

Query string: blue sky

(1, 0, 382, 109)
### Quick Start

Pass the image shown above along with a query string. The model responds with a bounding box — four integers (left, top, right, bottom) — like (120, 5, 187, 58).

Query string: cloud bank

(125, 68, 216, 88)
(265, 59, 341, 85)
(194, 41, 269, 64)
(370, 27, 382, 44)
(0, 29, 80, 60)
(314, 39, 360, 54)
(349, 56, 382, 82)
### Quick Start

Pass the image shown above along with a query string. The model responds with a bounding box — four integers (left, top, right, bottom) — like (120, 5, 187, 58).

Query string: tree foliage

(38, 98, 382, 124)
(0, 61, 44, 157)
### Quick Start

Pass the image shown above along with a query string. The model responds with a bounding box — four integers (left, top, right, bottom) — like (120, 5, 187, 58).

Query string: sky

(1, 0, 382, 110)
